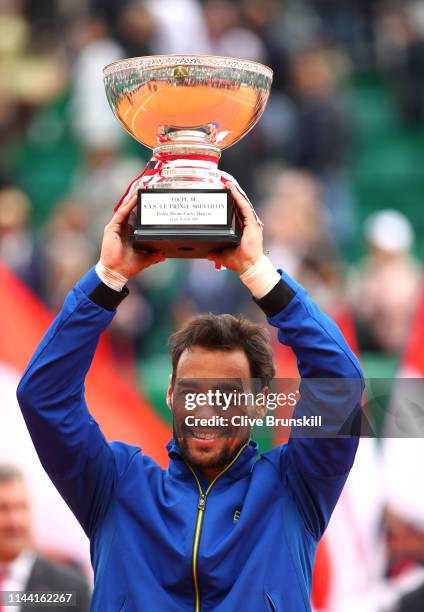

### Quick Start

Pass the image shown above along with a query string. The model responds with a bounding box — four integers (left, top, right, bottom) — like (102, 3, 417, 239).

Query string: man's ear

(166, 373, 173, 411)
(256, 387, 268, 419)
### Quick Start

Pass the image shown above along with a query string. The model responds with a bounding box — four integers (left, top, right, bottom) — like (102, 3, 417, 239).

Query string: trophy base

(132, 188, 242, 259)
(132, 228, 240, 259)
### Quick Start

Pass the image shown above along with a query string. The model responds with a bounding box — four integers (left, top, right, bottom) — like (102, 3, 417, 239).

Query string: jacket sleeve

(16, 267, 129, 538)
(255, 270, 364, 540)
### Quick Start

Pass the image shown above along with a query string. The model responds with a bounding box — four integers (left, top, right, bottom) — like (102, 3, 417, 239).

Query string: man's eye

(175, 391, 195, 399)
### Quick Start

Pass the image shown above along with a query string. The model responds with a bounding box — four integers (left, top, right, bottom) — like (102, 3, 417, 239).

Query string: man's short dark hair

(0, 464, 25, 484)
(169, 313, 275, 388)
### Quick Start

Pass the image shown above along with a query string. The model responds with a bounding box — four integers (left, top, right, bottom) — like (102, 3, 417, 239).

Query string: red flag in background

(402, 280, 424, 374)
(0, 262, 171, 466)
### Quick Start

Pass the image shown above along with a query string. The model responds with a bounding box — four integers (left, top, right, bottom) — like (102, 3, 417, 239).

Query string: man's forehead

(175, 346, 251, 379)
(0, 479, 28, 499)
(174, 378, 246, 391)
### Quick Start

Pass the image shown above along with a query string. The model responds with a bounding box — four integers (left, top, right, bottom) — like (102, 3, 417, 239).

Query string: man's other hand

(207, 183, 263, 274)
(100, 190, 166, 278)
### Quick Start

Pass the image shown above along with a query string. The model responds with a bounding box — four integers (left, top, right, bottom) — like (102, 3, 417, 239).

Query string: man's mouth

(186, 428, 228, 441)
(192, 430, 220, 440)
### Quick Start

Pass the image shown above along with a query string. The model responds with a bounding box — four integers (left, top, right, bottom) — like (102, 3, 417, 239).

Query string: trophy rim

(103, 54, 273, 81)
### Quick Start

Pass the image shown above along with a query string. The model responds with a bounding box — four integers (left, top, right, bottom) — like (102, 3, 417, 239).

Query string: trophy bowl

(103, 55, 273, 258)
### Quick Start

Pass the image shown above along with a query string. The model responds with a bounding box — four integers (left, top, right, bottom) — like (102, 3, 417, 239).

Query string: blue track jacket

(17, 266, 364, 612)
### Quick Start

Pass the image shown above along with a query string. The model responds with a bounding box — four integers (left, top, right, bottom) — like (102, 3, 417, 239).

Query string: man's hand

(207, 183, 263, 274)
(100, 190, 165, 278)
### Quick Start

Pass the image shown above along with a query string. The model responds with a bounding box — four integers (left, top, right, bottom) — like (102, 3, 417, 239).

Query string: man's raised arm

(209, 182, 364, 541)
(16, 190, 165, 537)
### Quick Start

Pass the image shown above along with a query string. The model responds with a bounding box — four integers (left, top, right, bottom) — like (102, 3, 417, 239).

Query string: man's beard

(173, 423, 241, 469)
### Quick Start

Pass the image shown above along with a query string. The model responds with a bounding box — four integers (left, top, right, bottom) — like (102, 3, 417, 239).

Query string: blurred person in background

(69, 13, 124, 150)
(145, 0, 210, 55)
(376, 0, 424, 126)
(308, 0, 377, 68)
(241, 0, 291, 93)
(290, 42, 356, 249)
(89, 0, 155, 57)
(70, 144, 142, 243)
(239, 0, 295, 167)
(105, 273, 156, 381)
(42, 198, 96, 311)
(321, 433, 424, 611)
(321, 436, 386, 612)
(130, 258, 188, 358)
(0, 464, 90, 611)
(0, 187, 46, 299)
(381, 427, 424, 610)
(349, 209, 422, 354)
(0, 0, 66, 159)
(296, 247, 346, 315)
(261, 168, 332, 279)
(203, 0, 265, 61)
(173, 258, 246, 328)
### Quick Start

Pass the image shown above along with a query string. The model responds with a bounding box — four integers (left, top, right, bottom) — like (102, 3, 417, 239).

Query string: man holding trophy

(16, 56, 363, 611)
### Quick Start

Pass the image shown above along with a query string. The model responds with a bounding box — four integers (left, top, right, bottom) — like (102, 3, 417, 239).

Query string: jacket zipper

(185, 443, 247, 612)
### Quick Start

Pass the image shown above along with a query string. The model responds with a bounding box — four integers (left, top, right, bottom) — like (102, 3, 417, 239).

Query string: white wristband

(240, 255, 280, 299)
(95, 261, 128, 293)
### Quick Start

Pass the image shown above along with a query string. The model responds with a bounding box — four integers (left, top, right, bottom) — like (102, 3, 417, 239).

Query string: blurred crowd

(1, 0, 424, 360)
(2, 1, 424, 611)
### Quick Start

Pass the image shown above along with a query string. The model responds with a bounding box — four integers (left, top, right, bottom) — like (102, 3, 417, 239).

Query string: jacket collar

(166, 437, 260, 489)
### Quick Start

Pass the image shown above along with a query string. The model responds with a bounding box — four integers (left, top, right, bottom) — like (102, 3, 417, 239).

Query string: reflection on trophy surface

(103, 55, 272, 258)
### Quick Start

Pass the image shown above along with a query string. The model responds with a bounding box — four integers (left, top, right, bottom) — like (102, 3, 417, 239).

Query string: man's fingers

(225, 182, 255, 225)
(110, 191, 138, 226)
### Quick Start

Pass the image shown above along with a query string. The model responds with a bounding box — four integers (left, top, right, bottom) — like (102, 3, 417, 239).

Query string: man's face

(168, 346, 263, 472)
(0, 479, 31, 562)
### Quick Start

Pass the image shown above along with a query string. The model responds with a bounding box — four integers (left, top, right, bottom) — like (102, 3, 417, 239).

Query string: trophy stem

(153, 128, 221, 159)
(153, 143, 221, 158)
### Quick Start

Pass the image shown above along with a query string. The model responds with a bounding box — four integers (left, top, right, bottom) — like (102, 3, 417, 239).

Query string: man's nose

(193, 401, 221, 419)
